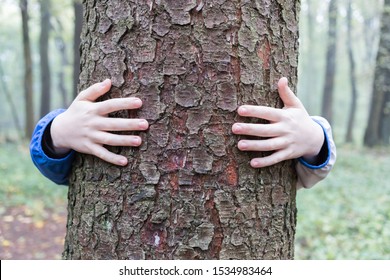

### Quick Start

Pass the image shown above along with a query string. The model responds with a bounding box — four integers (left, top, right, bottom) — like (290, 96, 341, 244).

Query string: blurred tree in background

(19, 0, 34, 139)
(321, 0, 338, 126)
(0, 0, 75, 140)
(72, 0, 82, 98)
(1, 0, 390, 261)
(0, 0, 386, 145)
(38, 0, 51, 118)
(364, 0, 390, 147)
(345, 0, 358, 143)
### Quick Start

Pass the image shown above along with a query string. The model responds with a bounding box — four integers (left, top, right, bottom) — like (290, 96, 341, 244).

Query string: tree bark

(321, 0, 337, 125)
(20, 0, 34, 139)
(64, 0, 299, 260)
(39, 0, 52, 118)
(364, 0, 390, 146)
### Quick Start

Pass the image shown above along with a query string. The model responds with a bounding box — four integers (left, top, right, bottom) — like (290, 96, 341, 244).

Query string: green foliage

(295, 145, 390, 259)
(0, 0, 389, 260)
(0, 142, 67, 219)
(1, 142, 389, 259)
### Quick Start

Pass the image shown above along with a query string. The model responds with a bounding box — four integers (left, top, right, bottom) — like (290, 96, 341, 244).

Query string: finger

(232, 122, 281, 138)
(237, 105, 282, 122)
(237, 138, 289, 152)
(76, 79, 112, 102)
(89, 144, 128, 166)
(96, 97, 143, 115)
(98, 118, 149, 132)
(250, 149, 293, 168)
(93, 131, 143, 147)
(277, 77, 304, 109)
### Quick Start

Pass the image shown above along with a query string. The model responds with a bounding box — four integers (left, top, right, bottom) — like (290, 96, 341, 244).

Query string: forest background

(0, 0, 389, 259)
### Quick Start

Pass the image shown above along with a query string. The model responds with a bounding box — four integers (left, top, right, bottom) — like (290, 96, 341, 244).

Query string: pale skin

(50, 77, 324, 168)
(51, 79, 149, 166)
(232, 77, 324, 168)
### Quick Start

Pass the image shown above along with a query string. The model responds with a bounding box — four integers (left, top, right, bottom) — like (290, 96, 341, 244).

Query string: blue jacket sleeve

(295, 116, 337, 189)
(30, 109, 75, 185)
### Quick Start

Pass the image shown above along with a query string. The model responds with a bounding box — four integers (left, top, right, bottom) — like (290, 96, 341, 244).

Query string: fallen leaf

(2, 239, 12, 247)
(34, 220, 45, 229)
(2, 216, 14, 222)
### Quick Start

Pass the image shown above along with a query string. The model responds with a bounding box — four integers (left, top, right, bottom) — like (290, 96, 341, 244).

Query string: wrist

(301, 120, 325, 164)
(50, 114, 72, 155)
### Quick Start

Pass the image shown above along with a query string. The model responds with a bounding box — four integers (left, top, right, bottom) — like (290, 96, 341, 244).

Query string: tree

(20, 0, 34, 138)
(301, 0, 317, 111)
(53, 18, 69, 107)
(72, 0, 83, 97)
(321, 0, 338, 125)
(0, 61, 23, 139)
(345, 0, 358, 143)
(64, 0, 300, 260)
(39, 0, 52, 118)
(364, 0, 390, 146)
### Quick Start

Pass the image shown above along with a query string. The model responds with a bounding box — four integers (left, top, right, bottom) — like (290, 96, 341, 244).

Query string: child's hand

(232, 77, 324, 168)
(50, 79, 149, 166)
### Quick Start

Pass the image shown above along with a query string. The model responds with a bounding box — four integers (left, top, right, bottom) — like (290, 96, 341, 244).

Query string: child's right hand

(50, 79, 149, 166)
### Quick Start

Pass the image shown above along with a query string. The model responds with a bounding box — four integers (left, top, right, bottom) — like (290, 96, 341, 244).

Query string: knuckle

(100, 134, 112, 145)
(267, 154, 280, 166)
(264, 141, 277, 151)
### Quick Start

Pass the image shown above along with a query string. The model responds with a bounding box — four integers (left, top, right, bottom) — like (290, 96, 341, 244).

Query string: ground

(0, 205, 67, 260)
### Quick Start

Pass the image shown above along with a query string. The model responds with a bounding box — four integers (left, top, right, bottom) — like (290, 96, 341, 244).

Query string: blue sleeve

(29, 109, 75, 185)
(297, 118, 331, 170)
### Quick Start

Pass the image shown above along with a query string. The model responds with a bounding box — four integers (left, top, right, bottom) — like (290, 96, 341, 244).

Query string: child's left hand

(232, 77, 324, 168)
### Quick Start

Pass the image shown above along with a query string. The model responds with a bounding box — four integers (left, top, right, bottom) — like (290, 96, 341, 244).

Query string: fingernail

(119, 158, 128, 166)
(238, 107, 247, 115)
(251, 160, 260, 168)
(139, 120, 149, 129)
(133, 98, 142, 106)
(133, 137, 142, 146)
(101, 79, 111, 87)
(238, 141, 248, 149)
(233, 124, 242, 132)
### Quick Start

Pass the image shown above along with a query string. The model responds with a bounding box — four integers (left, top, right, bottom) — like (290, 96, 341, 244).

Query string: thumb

(277, 77, 304, 109)
(76, 79, 112, 102)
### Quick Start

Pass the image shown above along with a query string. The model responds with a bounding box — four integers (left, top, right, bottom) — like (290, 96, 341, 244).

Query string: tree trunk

(54, 20, 69, 108)
(56, 38, 69, 108)
(362, 2, 381, 68)
(20, 0, 34, 139)
(0, 61, 23, 139)
(72, 0, 83, 97)
(345, 0, 357, 143)
(39, 0, 52, 118)
(364, 0, 390, 147)
(303, 0, 315, 110)
(321, 0, 337, 125)
(64, 0, 299, 260)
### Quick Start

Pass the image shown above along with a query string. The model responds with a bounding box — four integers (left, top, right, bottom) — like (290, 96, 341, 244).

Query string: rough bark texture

(20, 0, 34, 139)
(64, 0, 300, 260)
(364, 0, 390, 146)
